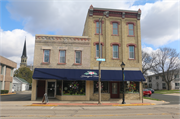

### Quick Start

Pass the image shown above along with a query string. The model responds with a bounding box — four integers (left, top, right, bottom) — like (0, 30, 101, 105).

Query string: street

(0, 103, 180, 119)
(151, 93, 180, 104)
(0, 91, 180, 119)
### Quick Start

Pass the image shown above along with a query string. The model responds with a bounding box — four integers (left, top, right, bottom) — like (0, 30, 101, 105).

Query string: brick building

(31, 6, 145, 101)
(0, 56, 17, 92)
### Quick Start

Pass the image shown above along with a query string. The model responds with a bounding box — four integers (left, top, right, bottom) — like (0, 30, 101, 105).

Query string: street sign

(96, 58, 105, 61)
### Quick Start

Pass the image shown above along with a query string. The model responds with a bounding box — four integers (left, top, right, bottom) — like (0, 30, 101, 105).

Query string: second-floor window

(149, 77, 151, 82)
(113, 23, 118, 35)
(75, 51, 81, 64)
(96, 22, 101, 34)
(1, 65, 4, 74)
(128, 24, 134, 36)
(96, 44, 102, 58)
(174, 74, 179, 79)
(43, 50, 50, 63)
(129, 46, 134, 59)
(156, 76, 159, 79)
(59, 50, 66, 63)
(113, 45, 118, 58)
(175, 83, 179, 86)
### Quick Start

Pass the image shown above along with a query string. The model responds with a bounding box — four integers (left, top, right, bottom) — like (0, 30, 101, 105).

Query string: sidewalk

(27, 99, 168, 107)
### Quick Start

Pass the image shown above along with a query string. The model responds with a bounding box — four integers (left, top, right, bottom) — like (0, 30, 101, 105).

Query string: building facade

(146, 72, 180, 90)
(0, 56, 17, 92)
(31, 6, 144, 101)
(12, 77, 29, 91)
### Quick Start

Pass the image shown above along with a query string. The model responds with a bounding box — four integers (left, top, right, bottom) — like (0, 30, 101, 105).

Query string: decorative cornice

(93, 20, 104, 24)
(89, 5, 93, 17)
(110, 43, 121, 47)
(36, 36, 90, 42)
(126, 43, 137, 47)
(126, 22, 136, 26)
(93, 42, 104, 46)
(110, 21, 120, 25)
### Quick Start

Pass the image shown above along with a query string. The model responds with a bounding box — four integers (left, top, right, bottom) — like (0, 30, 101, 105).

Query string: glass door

(110, 82, 119, 98)
(47, 81, 55, 98)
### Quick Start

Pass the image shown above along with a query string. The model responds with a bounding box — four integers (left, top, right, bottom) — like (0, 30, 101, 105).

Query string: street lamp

(121, 62, 126, 104)
(98, 11, 108, 104)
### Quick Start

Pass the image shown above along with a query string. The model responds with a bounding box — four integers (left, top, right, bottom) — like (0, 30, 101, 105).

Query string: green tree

(14, 67, 33, 83)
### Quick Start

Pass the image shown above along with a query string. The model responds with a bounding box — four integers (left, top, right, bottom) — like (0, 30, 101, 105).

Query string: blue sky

(0, 0, 179, 68)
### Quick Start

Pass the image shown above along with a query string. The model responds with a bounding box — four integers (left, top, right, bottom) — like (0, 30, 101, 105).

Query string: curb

(0, 93, 16, 95)
(27, 103, 156, 107)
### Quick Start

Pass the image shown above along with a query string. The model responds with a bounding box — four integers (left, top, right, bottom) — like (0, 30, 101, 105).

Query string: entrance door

(110, 82, 119, 98)
(47, 82, 55, 98)
(37, 80, 45, 97)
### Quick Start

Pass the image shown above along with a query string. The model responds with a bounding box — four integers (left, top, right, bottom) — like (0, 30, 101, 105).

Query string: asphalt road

(0, 104, 180, 119)
(0, 91, 31, 101)
(151, 93, 180, 105)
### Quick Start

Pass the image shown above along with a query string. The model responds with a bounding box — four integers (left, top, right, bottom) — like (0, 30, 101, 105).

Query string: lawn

(154, 90, 180, 94)
(143, 97, 162, 101)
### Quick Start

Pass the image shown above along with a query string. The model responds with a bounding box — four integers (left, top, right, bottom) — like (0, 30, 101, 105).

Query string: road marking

(50, 106, 54, 109)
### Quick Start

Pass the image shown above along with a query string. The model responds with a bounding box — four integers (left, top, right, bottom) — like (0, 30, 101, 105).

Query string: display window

(94, 81, 109, 93)
(63, 81, 86, 95)
(56, 80, 62, 95)
(120, 81, 139, 93)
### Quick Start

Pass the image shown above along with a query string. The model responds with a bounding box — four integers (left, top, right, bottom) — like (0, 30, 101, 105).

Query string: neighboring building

(0, 56, 17, 92)
(146, 71, 180, 90)
(12, 77, 29, 91)
(20, 39, 33, 71)
(31, 6, 145, 101)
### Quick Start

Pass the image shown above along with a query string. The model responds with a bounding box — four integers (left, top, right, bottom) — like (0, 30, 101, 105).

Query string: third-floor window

(113, 23, 118, 35)
(96, 22, 102, 34)
(75, 51, 82, 64)
(128, 24, 134, 36)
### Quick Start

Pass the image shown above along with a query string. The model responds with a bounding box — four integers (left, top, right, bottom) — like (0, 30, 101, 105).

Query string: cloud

(0, 28, 35, 68)
(6, 0, 136, 36)
(131, 0, 180, 47)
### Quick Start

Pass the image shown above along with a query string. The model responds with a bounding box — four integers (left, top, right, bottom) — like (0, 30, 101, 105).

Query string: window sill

(128, 58, 136, 60)
(94, 33, 103, 35)
(112, 58, 119, 60)
(41, 62, 50, 65)
(57, 63, 66, 65)
(111, 34, 119, 36)
(127, 35, 135, 37)
(73, 63, 82, 66)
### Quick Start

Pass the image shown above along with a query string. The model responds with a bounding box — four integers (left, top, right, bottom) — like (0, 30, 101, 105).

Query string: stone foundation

(120, 93, 140, 100)
(90, 93, 110, 101)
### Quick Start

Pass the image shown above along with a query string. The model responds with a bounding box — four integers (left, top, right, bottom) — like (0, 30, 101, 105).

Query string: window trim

(94, 20, 104, 35)
(110, 21, 120, 36)
(74, 50, 82, 65)
(126, 22, 136, 37)
(42, 49, 50, 64)
(110, 43, 121, 60)
(58, 50, 66, 65)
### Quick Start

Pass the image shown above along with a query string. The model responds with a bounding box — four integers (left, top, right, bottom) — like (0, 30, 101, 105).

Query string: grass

(143, 97, 162, 101)
(154, 90, 180, 94)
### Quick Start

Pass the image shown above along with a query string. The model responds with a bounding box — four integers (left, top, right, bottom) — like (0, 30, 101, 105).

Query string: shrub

(0, 90, 9, 94)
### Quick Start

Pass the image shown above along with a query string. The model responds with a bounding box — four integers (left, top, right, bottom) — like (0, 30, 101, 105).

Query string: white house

(12, 77, 29, 92)
(146, 71, 180, 90)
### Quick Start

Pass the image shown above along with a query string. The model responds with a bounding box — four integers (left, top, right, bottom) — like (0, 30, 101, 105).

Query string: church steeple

(21, 40, 27, 58)
(20, 37, 27, 68)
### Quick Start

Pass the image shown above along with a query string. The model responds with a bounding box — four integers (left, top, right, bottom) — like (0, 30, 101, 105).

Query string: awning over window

(33, 68, 145, 81)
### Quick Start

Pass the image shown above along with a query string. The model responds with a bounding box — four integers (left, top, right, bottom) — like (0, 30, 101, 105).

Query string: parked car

(143, 89, 152, 97)
(148, 88, 154, 93)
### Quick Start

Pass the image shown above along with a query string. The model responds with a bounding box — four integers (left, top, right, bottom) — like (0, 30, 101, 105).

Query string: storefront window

(56, 81, 62, 95)
(63, 81, 85, 95)
(120, 81, 139, 93)
(94, 81, 109, 93)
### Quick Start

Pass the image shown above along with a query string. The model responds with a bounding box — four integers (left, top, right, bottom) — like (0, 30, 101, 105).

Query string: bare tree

(142, 50, 158, 76)
(152, 47, 180, 90)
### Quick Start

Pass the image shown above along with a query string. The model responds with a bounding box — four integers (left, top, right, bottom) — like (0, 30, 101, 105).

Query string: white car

(12, 87, 15, 93)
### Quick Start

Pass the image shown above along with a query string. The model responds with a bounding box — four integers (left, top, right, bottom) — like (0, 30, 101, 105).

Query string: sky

(0, 0, 179, 68)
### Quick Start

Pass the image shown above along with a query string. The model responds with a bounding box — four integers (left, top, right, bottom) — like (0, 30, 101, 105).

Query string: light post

(121, 62, 126, 104)
(98, 11, 108, 104)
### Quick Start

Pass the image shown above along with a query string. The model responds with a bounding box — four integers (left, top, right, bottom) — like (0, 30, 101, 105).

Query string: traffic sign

(96, 58, 105, 61)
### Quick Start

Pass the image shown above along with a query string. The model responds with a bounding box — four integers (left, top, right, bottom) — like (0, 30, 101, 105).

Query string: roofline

(35, 34, 90, 39)
(0, 55, 17, 65)
(93, 7, 138, 13)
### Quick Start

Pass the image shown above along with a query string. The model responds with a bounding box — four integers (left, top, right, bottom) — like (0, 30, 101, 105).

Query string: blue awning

(33, 68, 145, 81)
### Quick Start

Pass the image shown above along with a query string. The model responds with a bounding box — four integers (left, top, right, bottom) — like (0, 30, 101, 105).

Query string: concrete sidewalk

(26, 99, 168, 106)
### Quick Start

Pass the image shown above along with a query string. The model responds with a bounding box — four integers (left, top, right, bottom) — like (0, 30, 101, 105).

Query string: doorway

(37, 80, 45, 97)
(47, 81, 56, 98)
(110, 82, 119, 98)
